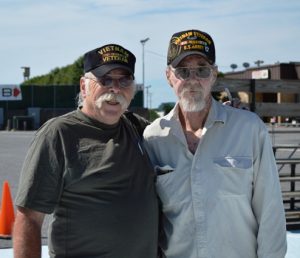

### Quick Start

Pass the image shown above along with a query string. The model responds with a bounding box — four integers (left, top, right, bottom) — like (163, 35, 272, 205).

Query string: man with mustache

(143, 30, 287, 258)
(13, 44, 159, 258)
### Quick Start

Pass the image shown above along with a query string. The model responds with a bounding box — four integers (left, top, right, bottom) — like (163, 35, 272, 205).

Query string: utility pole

(254, 60, 264, 67)
(149, 92, 152, 109)
(145, 85, 151, 108)
(140, 37, 150, 108)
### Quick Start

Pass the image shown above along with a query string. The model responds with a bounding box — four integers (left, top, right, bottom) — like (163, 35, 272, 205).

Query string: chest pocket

(65, 142, 108, 187)
(213, 156, 253, 197)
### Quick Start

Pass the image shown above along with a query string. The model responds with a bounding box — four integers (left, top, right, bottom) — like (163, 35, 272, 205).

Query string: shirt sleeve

(15, 122, 65, 214)
(252, 122, 287, 258)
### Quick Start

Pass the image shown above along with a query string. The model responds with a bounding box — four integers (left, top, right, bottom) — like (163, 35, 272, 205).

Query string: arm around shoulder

(13, 206, 45, 258)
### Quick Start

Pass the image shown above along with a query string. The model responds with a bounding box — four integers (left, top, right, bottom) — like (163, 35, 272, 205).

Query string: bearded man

(13, 44, 159, 258)
(143, 30, 287, 258)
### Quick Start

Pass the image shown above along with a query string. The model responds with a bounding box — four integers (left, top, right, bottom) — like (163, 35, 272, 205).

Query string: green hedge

(0, 85, 143, 109)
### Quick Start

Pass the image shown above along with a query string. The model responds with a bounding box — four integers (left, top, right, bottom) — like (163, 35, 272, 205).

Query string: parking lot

(0, 127, 300, 252)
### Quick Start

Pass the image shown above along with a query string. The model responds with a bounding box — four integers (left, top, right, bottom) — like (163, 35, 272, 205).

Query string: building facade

(223, 62, 300, 123)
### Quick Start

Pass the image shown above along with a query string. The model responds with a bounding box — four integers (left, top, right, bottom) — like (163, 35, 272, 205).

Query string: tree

(230, 64, 238, 71)
(149, 109, 160, 122)
(243, 62, 250, 69)
(21, 56, 83, 86)
(158, 102, 175, 115)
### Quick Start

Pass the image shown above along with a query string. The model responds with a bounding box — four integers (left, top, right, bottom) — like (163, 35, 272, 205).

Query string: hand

(223, 98, 249, 110)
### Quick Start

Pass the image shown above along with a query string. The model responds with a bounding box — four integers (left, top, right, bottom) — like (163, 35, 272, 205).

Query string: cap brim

(91, 64, 134, 78)
(171, 52, 213, 67)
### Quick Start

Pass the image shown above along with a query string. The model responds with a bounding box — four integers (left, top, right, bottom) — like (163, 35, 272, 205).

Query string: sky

(1, 0, 300, 108)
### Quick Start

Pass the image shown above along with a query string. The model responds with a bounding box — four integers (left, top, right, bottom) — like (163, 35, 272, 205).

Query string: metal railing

(273, 141, 300, 229)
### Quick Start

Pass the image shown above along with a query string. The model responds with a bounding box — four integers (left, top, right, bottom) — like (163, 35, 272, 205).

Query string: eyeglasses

(170, 66, 214, 80)
(85, 74, 134, 88)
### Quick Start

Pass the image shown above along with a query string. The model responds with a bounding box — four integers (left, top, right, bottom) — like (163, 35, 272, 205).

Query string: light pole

(21, 66, 30, 81)
(149, 92, 152, 109)
(140, 37, 150, 108)
(145, 85, 151, 108)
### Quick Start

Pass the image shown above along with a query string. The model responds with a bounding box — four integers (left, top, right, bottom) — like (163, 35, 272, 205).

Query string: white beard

(179, 85, 206, 112)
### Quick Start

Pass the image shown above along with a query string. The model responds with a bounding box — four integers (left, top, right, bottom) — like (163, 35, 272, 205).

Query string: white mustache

(183, 81, 203, 90)
(95, 93, 129, 110)
(103, 93, 123, 102)
(180, 86, 203, 95)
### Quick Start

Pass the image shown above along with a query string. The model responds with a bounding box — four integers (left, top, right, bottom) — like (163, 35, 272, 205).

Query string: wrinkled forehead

(178, 54, 211, 67)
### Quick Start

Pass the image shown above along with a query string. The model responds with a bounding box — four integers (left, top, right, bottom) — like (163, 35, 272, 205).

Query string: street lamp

(21, 66, 30, 81)
(140, 37, 150, 108)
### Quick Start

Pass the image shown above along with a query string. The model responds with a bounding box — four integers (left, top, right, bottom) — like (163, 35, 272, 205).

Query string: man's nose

(108, 79, 121, 92)
(189, 69, 199, 80)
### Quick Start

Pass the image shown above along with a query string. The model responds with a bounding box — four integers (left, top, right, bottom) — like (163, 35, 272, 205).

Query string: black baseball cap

(83, 44, 136, 78)
(167, 29, 215, 67)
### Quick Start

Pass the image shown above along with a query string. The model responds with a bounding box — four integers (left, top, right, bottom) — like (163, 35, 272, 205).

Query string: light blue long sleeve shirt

(144, 98, 287, 258)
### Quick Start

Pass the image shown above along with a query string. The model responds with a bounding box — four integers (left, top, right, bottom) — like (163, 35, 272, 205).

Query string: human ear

(80, 77, 88, 97)
(210, 66, 218, 85)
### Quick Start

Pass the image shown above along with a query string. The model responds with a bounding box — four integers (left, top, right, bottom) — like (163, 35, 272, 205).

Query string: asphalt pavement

(0, 126, 300, 252)
(0, 131, 50, 248)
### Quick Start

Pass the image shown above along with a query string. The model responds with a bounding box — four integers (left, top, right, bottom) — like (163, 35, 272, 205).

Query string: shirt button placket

(191, 164, 207, 257)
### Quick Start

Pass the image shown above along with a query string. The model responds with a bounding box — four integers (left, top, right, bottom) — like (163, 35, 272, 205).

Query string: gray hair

(76, 92, 83, 108)
(76, 73, 91, 108)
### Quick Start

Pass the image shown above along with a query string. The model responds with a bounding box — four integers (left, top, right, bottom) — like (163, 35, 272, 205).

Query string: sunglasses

(170, 66, 214, 80)
(86, 74, 134, 88)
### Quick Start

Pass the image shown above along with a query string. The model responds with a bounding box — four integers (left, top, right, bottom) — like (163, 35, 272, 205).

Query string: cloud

(1, 0, 300, 108)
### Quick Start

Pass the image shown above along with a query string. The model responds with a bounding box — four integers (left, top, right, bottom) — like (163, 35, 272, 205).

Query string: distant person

(143, 29, 287, 258)
(13, 44, 159, 258)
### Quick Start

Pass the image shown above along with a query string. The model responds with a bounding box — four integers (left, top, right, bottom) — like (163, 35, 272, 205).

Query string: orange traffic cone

(0, 180, 15, 239)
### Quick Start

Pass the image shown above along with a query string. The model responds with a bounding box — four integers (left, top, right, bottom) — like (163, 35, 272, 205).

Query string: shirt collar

(205, 98, 226, 128)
